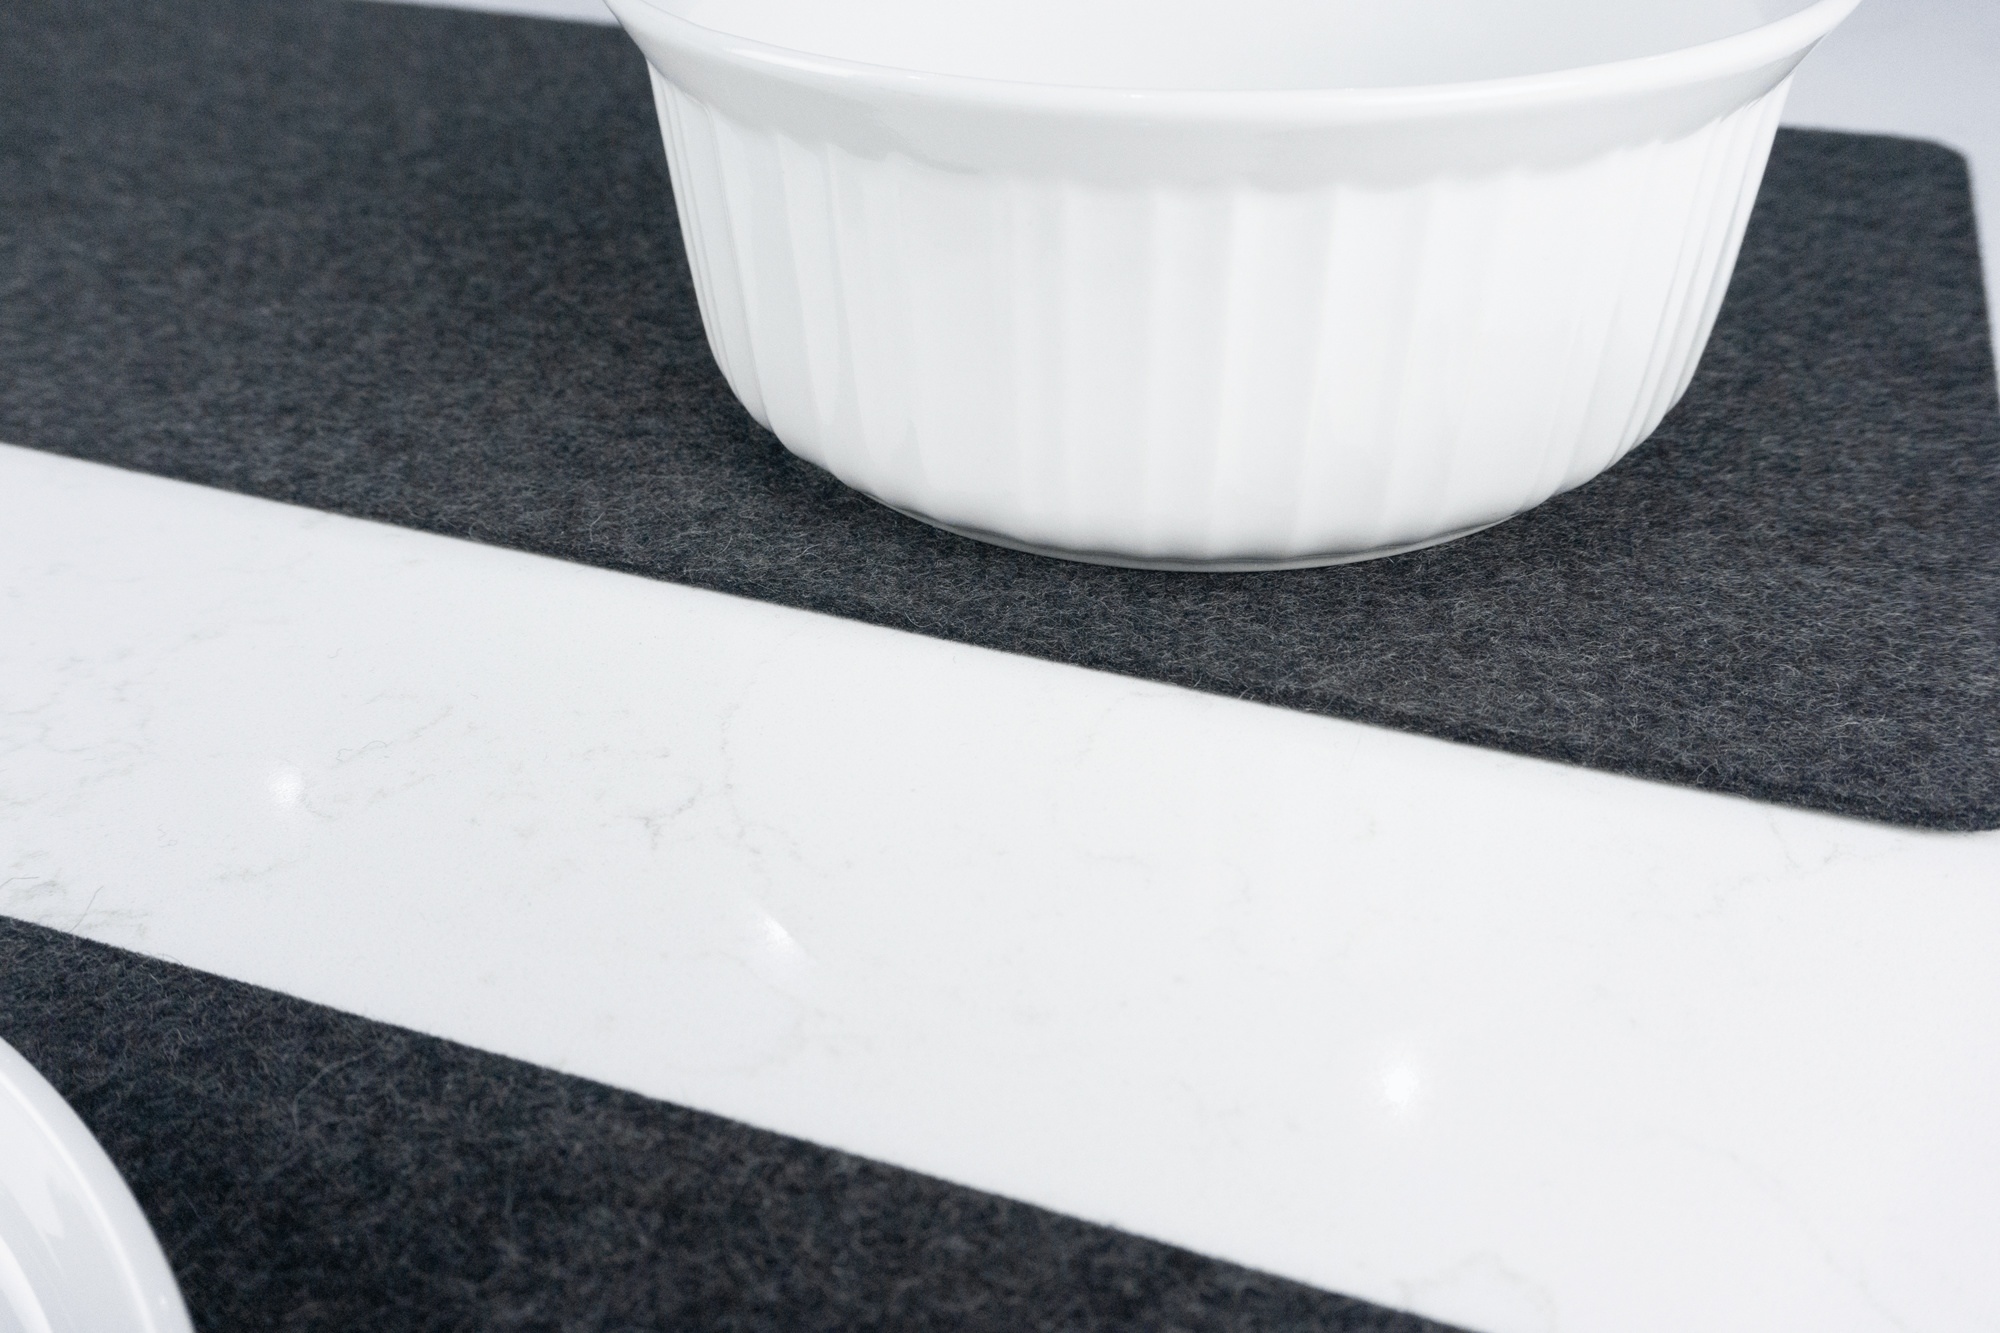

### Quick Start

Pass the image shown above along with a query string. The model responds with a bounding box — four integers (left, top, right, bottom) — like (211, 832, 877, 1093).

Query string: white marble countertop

(5, 3, 1999, 1331)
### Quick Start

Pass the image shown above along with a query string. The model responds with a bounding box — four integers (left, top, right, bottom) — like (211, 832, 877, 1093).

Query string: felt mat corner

(2, 0, 1998, 829)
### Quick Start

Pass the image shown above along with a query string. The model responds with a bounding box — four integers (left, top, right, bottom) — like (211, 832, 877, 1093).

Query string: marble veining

(5, 443, 2000, 1333)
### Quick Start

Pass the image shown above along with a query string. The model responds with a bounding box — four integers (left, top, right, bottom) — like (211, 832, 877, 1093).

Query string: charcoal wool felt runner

(0, 918, 1461, 1332)
(2, 0, 1998, 828)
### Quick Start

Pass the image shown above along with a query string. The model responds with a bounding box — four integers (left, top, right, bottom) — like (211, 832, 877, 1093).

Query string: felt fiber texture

(3, 0, 1998, 829)
(0, 919, 1458, 1333)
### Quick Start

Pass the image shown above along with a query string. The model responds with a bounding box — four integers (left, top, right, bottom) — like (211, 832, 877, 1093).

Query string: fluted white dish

(608, 0, 1860, 569)
(0, 1038, 194, 1333)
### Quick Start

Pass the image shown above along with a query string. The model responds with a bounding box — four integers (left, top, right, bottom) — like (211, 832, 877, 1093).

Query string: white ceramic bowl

(608, 0, 1859, 569)
(1, 1038, 195, 1333)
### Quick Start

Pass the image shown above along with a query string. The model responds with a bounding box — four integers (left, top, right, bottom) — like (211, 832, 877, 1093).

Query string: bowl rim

(607, 0, 1862, 122)
(0, 1037, 195, 1333)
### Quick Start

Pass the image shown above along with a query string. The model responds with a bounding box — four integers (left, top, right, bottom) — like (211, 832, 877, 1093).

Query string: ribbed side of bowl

(649, 69, 1789, 566)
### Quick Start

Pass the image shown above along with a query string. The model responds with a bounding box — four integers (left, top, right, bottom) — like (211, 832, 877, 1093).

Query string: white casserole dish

(1, 1038, 194, 1333)
(608, 0, 1860, 569)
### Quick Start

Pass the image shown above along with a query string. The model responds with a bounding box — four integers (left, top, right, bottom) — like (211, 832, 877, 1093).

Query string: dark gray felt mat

(0, 918, 1458, 1333)
(3, 0, 1999, 829)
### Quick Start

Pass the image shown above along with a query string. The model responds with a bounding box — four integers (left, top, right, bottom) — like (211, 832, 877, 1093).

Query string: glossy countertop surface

(5, 3, 1999, 1331)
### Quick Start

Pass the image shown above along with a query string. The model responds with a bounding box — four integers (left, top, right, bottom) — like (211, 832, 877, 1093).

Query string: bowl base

(884, 503, 1508, 572)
